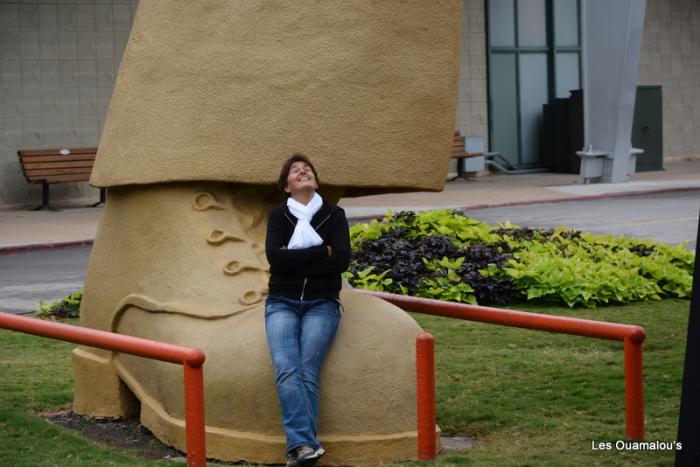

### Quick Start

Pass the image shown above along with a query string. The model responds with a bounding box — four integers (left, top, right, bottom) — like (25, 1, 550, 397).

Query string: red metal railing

(0, 312, 207, 467)
(2, 292, 647, 464)
(359, 291, 647, 460)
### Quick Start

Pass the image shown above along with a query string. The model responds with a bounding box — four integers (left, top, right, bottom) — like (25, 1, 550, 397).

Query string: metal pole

(184, 362, 207, 467)
(416, 332, 437, 460)
(360, 290, 645, 342)
(624, 338, 645, 440)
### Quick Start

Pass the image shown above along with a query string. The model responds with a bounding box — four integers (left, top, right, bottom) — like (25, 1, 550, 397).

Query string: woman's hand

(327, 245, 333, 256)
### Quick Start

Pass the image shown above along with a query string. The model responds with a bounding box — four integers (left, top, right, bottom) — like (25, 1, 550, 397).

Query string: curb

(460, 185, 700, 210)
(346, 185, 700, 224)
(0, 240, 94, 256)
(1, 185, 698, 255)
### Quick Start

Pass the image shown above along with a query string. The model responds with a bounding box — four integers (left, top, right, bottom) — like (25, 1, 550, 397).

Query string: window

(487, 0, 581, 167)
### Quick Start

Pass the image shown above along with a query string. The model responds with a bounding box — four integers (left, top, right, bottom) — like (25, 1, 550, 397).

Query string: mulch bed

(43, 409, 185, 461)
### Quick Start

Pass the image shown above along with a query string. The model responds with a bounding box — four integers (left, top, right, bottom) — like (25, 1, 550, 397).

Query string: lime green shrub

(346, 210, 694, 308)
(37, 290, 83, 319)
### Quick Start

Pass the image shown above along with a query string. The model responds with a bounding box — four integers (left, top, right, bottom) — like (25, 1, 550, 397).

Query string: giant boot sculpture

(73, 1, 462, 464)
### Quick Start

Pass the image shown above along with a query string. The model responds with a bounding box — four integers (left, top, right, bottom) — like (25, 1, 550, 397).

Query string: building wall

(0, 0, 137, 208)
(7, 1, 693, 207)
(639, 0, 700, 160)
(454, 0, 489, 154)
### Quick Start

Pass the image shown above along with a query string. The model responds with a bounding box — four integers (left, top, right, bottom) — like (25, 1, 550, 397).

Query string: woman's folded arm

(266, 208, 328, 272)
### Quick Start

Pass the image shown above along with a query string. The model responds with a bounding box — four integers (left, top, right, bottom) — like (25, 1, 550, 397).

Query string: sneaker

(286, 451, 298, 467)
(286, 445, 325, 467)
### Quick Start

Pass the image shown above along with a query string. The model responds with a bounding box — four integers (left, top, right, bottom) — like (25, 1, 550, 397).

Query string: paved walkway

(1, 159, 699, 251)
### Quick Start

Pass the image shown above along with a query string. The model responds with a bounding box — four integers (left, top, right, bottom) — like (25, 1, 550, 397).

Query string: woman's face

(284, 161, 318, 195)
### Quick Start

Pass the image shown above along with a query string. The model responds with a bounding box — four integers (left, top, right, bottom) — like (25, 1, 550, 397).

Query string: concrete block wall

(454, 0, 489, 161)
(0, 0, 138, 209)
(639, 0, 700, 160)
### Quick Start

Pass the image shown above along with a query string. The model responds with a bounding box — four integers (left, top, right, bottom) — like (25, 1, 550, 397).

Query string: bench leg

(447, 158, 464, 182)
(34, 182, 59, 211)
(457, 157, 465, 179)
(89, 188, 106, 207)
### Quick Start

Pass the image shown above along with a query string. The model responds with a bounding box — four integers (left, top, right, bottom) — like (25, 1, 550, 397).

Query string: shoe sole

(297, 448, 324, 467)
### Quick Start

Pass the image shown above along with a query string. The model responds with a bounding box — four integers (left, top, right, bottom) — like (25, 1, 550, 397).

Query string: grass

(0, 326, 182, 467)
(0, 299, 691, 466)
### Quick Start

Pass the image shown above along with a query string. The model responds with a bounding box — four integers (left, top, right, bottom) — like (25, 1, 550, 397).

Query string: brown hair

(277, 153, 320, 195)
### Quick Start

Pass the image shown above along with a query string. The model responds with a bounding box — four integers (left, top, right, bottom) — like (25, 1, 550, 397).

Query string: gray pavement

(462, 191, 699, 250)
(0, 248, 90, 314)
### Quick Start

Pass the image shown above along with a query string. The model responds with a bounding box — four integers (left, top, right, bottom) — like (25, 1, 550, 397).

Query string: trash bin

(543, 87, 662, 174)
(541, 89, 583, 174)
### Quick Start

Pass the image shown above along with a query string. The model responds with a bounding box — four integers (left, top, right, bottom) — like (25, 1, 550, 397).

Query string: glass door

(487, 0, 581, 167)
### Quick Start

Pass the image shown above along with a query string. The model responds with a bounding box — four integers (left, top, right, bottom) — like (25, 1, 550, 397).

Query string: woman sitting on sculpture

(265, 153, 351, 467)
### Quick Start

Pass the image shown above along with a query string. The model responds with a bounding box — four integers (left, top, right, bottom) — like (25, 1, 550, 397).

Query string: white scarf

(286, 193, 324, 249)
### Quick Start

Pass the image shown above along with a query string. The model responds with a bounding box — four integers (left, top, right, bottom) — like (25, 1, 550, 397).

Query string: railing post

(416, 332, 437, 460)
(624, 337, 645, 440)
(183, 362, 207, 467)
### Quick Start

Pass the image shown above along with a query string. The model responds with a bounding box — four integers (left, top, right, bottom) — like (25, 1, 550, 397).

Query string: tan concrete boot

(73, 183, 433, 465)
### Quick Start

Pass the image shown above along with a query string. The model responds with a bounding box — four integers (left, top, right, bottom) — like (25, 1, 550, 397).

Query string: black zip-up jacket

(266, 198, 351, 300)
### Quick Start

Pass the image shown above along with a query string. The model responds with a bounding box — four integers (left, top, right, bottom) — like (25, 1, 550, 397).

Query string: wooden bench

(449, 131, 483, 180)
(17, 147, 105, 211)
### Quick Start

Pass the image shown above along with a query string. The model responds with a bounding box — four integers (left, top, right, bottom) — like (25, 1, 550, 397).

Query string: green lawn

(0, 299, 690, 466)
(413, 299, 689, 467)
(0, 328, 181, 467)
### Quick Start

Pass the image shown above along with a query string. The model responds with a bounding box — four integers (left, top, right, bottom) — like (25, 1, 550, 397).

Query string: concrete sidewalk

(1, 159, 699, 251)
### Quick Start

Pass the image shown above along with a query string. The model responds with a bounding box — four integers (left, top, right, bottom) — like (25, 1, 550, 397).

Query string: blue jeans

(265, 295, 341, 454)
